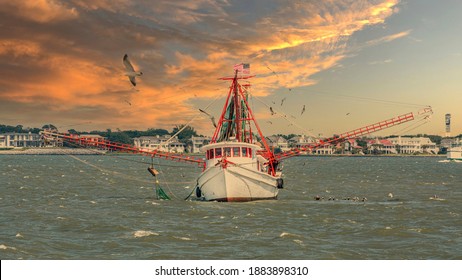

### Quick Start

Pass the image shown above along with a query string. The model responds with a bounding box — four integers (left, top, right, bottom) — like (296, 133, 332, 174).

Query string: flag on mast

(233, 63, 250, 74)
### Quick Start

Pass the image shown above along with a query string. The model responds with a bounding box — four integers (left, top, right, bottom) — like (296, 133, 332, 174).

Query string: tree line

(2, 123, 461, 145)
(0, 124, 201, 145)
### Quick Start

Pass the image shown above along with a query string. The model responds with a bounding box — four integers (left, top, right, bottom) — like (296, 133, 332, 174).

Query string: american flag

(233, 63, 250, 74)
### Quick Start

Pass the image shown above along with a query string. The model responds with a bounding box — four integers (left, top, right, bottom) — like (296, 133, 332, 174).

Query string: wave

(133, 230, 159, 238)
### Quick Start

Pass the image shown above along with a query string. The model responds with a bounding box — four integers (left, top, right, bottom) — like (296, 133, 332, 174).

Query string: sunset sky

(0, 0, 461, 137)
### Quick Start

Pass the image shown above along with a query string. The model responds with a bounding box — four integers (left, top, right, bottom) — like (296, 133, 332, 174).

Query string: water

(1, 155, 461, 259)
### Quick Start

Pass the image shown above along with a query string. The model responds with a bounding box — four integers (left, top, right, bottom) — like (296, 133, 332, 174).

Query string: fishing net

(156, 183, 170, 200)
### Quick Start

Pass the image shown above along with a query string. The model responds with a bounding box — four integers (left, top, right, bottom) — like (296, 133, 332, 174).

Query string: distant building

(313, 145, 335, 155)
(288, 135, 316, 149)
(41, 128, 63, 147)
(266, 135, 290, 151)
(340, 139, 363, 154)
(0, 132, 41, 148)
(133, 135, 185, 153)
(387, 136, 438, 154)
(440, 138, 460, 149)
(367, 138, 397, 154)
(288, 135, 334, 154)
(69, 134, 105, 148)
(191, 136, 211, 153)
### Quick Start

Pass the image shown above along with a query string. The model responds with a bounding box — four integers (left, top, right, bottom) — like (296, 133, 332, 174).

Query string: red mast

(210, 68, 278, 175)
(211, 70, 272, 150)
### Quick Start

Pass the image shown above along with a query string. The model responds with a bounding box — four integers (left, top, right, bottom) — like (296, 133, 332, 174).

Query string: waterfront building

(266, 135, 290, 152)
(133, 135, 185, 153)
(340, 139, 363, 154)
(386, 136, 438, 154)
(367, 138, 397, 154)
(191, 136, 212, 153)
(0, 132, 41, 148)
(288, 135, 334, 155)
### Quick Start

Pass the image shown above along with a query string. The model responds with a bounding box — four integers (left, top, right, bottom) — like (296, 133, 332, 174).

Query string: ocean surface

(1, 154, 461, 260)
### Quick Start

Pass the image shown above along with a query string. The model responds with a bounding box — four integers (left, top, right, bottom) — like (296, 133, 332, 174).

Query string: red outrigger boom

(40, 131, 205, 166)
(274, 111, 417, 161)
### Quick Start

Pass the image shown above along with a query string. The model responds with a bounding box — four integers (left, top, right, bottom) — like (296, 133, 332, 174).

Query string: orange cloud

(0, 0, 403, 134)
(0, 0, 78, 23)
(0, 39, 42, 57)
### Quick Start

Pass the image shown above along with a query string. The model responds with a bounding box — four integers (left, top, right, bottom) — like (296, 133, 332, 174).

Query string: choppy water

(1, 155, 461, 259)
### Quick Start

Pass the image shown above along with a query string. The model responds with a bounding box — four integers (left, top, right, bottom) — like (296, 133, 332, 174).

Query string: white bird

(199, 109, 217, 128)
(123, 54, 142, 87)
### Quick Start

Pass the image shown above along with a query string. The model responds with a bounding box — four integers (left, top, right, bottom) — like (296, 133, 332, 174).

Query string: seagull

(281, 97, 286, 106)
(301, 105, 305, 115)
(123, 54, 143, 87)
(266, 65, 278, 77)
(124, 100, 132, 106)
(269, 107, 275, 115)
(199, 109, 217, 128)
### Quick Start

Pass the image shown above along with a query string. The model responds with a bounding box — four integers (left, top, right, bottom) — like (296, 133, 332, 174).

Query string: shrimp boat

(40, 64, 435, 202)
(196, 71, 283, 202)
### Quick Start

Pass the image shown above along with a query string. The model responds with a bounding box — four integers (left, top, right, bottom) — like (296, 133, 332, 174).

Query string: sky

(0, 0, 461, 137)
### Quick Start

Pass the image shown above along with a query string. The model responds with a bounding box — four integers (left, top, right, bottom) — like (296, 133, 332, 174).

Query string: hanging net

(156, 184, 171, 200)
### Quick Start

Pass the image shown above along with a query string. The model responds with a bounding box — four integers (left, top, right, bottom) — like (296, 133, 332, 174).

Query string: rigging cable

(250, 93, 318, 138)
(164, 92, 223, 144)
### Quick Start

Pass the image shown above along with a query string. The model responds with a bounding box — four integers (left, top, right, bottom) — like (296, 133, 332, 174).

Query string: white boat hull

(197, 165, 280, 202)
(447, 146, 462, 161)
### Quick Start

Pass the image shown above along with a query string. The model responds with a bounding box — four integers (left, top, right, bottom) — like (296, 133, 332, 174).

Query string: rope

(152, 156, 180, 199)
(62, 136, 199, 168)
(67, 154, 153, 184)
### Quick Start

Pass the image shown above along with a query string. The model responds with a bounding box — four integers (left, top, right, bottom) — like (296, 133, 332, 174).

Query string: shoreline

(0, 148, 104, 155)
(0, 148, 446, 157)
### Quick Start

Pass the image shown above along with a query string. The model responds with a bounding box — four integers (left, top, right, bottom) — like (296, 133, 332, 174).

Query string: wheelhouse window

(241, 147, 247, 157)
(209, 149, 214, 159)
(233, 147, 240, 157)
(215, 148, 222, 158)
(224, 147, 231, 157)
(207, 149, 215, 159)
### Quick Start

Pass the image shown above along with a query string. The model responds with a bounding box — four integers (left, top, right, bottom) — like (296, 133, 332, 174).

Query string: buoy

(277, 178, 284, 189)
(147, 167, 159, 177)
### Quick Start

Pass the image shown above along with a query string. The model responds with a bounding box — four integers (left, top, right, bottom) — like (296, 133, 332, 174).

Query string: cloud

(365, 29, 412, 47)
(369, 59, 393, 65)
(0, 0, 78, 23)
(0, 0, 402, 133)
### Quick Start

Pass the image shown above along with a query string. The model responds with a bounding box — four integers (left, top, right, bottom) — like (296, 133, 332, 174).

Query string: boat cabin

(201, 141, 266, 169)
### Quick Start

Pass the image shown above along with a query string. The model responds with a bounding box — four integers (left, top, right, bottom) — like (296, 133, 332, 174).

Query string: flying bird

(199, 109, 217, 128)
(301, 105, 305, 115)
(123, 54, 143, 87)
(266, 65, 278, 77)
(270, 107, 275, 115)
(124, 100, 132, 106)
